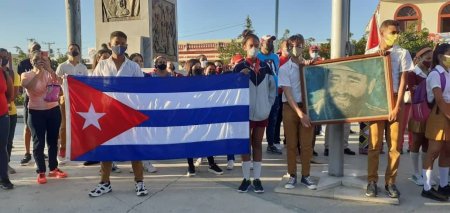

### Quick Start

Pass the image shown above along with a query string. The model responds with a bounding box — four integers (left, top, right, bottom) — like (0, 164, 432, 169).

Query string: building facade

(178, 40, 231, 63)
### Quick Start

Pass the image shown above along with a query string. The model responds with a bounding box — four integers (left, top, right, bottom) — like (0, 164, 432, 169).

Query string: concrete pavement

(1, 121, 449, 213)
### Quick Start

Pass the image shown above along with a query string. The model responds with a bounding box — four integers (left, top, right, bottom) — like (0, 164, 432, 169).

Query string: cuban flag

(64, 74, 250, 161)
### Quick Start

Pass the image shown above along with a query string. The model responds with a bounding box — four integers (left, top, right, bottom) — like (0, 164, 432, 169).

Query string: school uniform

(408, 66, 428, 133)
(365, 45, 414, 184)
(425, 65, 450, 141)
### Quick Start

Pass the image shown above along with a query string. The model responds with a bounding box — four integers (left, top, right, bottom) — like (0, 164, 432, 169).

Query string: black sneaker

(366, 181, 377, 197)
(324, 149, 329, 156)
(253, 179, 264, 193)
(0, 179, 14, 190)
(344, 148, 356, 155)
(208, 164, 223, 175)
(20, 153, 32, 166)
(266, 145, 282, 154)
(187, 166, 196, 177)
(385, 184, 400, 198)
(422, 188, 448, 201)
(237, 179, 251, 193)
(438, 185, 450, 197)
(83, 161, 100, 166)
(300, 176, 317, 190)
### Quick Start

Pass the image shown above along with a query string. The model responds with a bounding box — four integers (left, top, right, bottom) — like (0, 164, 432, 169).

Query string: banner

(64, 74, 250, 161)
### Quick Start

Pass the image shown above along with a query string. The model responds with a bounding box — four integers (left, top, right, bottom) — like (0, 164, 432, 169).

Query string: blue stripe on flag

(70, 73, 249, 93)
(138, 106, 249, 127)
(74, 139, 250, 161)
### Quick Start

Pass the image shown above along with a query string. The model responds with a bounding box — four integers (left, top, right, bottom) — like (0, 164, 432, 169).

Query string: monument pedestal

(95, 0, 178, 67)
(274, 169, 399, 205)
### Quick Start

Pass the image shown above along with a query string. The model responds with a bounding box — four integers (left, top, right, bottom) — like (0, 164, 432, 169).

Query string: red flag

(366, 14, 379, 51)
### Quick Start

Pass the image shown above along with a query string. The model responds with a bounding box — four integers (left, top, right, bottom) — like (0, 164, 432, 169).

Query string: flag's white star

(77, 103, 106, 130)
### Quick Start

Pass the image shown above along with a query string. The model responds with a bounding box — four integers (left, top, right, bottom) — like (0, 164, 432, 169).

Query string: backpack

(411, 69, 446, 122)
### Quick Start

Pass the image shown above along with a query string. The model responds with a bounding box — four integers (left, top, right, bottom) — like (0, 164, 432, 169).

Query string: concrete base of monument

(274, 169, 400, 205)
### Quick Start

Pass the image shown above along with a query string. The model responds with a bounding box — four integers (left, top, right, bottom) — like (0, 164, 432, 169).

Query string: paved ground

(1, 111, 449, 212)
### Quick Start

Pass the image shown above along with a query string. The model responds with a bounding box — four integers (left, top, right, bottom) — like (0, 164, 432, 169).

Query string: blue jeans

(266, 95, 283, 146)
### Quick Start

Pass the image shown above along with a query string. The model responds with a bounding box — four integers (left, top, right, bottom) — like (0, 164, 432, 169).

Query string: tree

(398, 27, 434, 56)
(12, 46, 28, 66)
(218, 16, 254, 63)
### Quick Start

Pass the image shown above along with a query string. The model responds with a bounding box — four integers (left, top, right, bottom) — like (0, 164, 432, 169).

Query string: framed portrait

(300, 53, 395, 124)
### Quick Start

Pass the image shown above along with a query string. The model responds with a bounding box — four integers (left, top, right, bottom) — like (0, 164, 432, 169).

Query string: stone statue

(152, 0, 177, 61)
(102, 0, 140, 22)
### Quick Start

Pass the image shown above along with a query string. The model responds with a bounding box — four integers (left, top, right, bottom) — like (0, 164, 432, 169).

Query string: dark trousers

(227, 155, 235, 161)
(28, 106, 61, 173)
(0, 113, 10, 180)
(7, 114, 17, 162)
(187, 156, 215, 168)
(266, 95, 283, 146)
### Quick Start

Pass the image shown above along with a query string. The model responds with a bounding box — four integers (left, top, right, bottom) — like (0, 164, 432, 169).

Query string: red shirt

(279, 56, 289, 67)
(0, 68, 8, 115)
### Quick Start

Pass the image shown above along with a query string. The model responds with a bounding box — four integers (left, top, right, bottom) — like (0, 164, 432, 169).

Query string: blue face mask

(111, 45, 127, 56)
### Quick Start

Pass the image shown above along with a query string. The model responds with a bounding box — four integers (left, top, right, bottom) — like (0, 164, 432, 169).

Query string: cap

(309, 45, 319, 51)
(261, 35, 276, 42)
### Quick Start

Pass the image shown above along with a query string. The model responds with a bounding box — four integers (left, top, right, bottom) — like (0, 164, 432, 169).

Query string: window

(439, 3, 450, 33)
(394, 4, 421, 32)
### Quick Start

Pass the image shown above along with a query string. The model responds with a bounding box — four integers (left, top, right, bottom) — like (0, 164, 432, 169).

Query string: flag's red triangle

(68, 77, 149, 160)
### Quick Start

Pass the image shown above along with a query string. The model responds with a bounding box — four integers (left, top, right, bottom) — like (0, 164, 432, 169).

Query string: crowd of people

(0, 19, 450, 202)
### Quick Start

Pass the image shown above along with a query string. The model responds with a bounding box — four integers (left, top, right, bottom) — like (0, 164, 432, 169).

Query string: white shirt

(365, 45, 414, 93)
(56, 60, 88, 77)
(413, 65, 428, 78)
(427, 65, 450, 103)
(279, 59, 302, 103)
(91, 57, 144, 77)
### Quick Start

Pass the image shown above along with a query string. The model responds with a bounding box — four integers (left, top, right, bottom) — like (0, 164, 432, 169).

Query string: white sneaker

(58, 156, 67, 165)
(226, 160, 234, 170)
(194, 158, 203, 167)
(135, 181, 149, 196)
(284, 176, 297, 189)
(111, 162, 121, 173)
(274, 144, 283, 150)
(144, 161, 157, 173)
(410, 174, 424, 186)
(89, 182, 112, 197)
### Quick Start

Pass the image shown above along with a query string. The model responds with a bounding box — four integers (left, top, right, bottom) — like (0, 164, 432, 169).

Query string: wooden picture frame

(300, 53, 395, 124)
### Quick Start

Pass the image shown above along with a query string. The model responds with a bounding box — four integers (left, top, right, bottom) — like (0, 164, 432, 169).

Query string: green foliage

(352, 36, 367, 55)
(218, 16, 254, 63)
(12, 46, 28, 67)
(398, 28, 434, 56)
(14, 95, 24, 106)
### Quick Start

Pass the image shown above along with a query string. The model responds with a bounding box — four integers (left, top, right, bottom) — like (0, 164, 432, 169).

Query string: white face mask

(310, 52, 318, 59)
(247, 47, 259, 58)
(200, 61, 207, 68)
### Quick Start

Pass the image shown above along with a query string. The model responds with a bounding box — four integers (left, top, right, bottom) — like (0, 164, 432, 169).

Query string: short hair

(110, 31, 127, 40)
(241, 29, 259, 46)
(287, 34, 305, 45)
(68, 43, 81, 51)
(380, 20, 399, 31)
(130, 53, 144, 61)
(0, 48, 7, 53)
(197, 54, 207, 61)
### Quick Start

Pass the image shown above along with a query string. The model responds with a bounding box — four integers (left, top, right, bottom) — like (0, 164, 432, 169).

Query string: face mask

(156, 64, 167, 70)
(421, 60, 432, 69)
(291, 47, 303, 58)
(384, 34, 399, 46)
(247, 47, 259, 58)
(310, 52, 318, 59)
(1, 57, 8, 66)
(200, 61, 207, 68)
(443, 55, 450, 69)
(111, 45, 127, 56)
(68, 51, 79, 57)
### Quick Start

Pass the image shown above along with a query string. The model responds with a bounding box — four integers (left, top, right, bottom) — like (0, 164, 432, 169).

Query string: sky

(0, 0, 379, 57)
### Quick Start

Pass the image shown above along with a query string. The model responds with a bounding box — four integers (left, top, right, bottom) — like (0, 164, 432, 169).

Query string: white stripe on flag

(102, 122, 249, 145)
(104, 88, 249, 110)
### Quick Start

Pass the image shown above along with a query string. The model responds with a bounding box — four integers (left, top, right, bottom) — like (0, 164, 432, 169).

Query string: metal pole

(327, 0, 350, 177)
(66, 0, 82, 58)
(275, 0, 279, 50)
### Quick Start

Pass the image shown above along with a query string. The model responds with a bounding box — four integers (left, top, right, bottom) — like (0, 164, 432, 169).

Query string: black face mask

(193, 68, 203, 76)
(156, 64, 167, 70)
(1, 57, 8, 66)
(69, 51, 79, 57)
